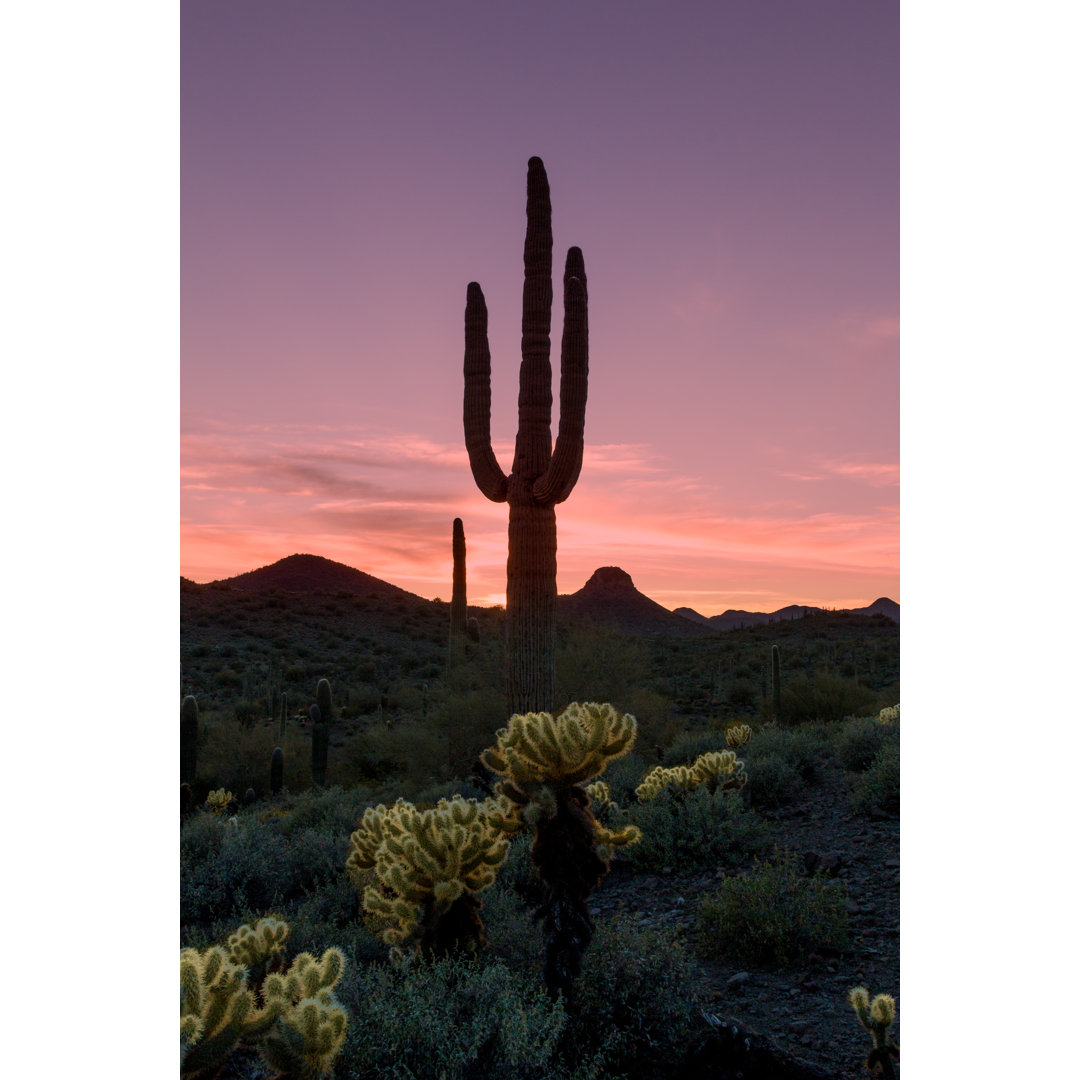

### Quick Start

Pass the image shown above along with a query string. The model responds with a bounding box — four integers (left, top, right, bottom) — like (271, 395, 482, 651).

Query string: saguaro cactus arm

(534, 248, 588, 505)
(463, 283, 509, 502)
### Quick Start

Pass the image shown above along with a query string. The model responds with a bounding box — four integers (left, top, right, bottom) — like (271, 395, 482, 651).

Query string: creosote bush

(697, 849, 848, 966)
(835, 716, 899, 772)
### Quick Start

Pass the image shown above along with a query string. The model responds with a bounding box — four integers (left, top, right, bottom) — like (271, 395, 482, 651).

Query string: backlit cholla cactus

(464, 157, 589, 715)
(635, 749, 747, 801)
(346, 795, 514, 956)
(878, 704, 900, 724)
(848, 986, 900, 1078)
(181, 919, 348, 1080)
(725, 722, 752, 750)
(206, 788, 234, 815)
(584, 780, 613, 807)
(481, 703, 641, 998)
(180, 944, 281, 1080)
(258, 950, 348, 1080)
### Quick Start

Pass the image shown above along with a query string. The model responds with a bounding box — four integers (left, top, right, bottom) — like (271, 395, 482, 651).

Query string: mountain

(557, 567, 711, 637)
(705, 598, 899, 631)
(672, 606, 713, 626)
(201, 553, 422, 600)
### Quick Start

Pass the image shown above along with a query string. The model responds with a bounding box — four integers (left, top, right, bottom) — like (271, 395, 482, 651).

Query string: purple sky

(182, 1, 898, 613)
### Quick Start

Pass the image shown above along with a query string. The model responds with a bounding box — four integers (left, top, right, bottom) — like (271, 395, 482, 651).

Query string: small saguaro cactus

(451, 517, 467, 639)
(848, 986, 899, 1078)
(464, 156, 589, 715)
(181, 695, 199, 786)
(480, 702, 640, 999)
(771, 644, 782, 723)
(466, 616, 481, 644)
(270, 746, 284, 796)
(311, 678, 333, 788)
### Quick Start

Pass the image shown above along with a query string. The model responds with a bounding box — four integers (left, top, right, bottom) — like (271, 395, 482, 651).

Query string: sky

(181, 0, 899, 614)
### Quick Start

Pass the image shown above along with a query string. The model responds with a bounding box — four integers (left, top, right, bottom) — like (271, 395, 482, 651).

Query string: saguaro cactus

(311, 678, 333, 788)
(451, 517, 467, 639)
(464, 156, 589, 714)
(771, 644, 782, 724)
(181, 695, 199, 786)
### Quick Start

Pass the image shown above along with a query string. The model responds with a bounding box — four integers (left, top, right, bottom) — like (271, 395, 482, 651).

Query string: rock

(727, 971, 751, 990)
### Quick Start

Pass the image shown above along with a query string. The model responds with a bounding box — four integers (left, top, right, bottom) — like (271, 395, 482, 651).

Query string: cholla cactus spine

(181, 695, 199, 786)
(725, 722, 752, 749)
(878, 704, 899, 724)
(464, 157, 589, 715)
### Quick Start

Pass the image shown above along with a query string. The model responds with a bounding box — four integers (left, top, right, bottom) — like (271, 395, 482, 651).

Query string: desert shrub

(609, 787, 773, 872)
(726, 678, 757, 709)
(746, 722, 830, 783)
(664, 728, 728, 766)
(598, 751, 652, 804)
(197, 716, 310, 796)
(276, 785, 373, 836)
(342, 955, 569, 1080)
(851, 741, 900, 817)
(568, 919, 703, 1079)
(697, 849, 848, 966)
(744, 754, 805, 810)
(180, 809, 348, 932)
(618, 686, 680, 749)
(556, 623, 651, 706)
(834, 716, 899, 772)
(779, 672, 876, 725)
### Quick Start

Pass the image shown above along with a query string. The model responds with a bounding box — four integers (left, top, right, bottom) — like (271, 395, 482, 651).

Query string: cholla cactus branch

(848, 985, 899, 1078)
(635, 749, 747, 801)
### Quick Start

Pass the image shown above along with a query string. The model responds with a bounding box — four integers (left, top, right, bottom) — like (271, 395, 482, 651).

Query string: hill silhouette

(204, 553, 423, 601)
(557, 567, 712, 637)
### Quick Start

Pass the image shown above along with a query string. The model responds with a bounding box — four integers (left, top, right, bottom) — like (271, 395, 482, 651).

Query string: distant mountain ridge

(183, 554, 898, 635)
(674, 596, 899, 630)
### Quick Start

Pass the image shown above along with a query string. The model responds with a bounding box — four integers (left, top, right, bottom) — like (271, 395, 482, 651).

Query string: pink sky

(182, 1, 898, 615)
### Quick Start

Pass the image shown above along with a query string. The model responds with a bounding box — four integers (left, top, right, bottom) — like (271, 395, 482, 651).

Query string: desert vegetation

(181, 157, 898, 1078)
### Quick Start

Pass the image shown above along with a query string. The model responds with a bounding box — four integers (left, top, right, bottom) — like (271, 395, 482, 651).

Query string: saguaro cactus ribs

(464, 156, 589, 714)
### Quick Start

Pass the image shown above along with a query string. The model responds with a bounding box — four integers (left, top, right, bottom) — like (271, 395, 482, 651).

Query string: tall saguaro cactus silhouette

(464, 157, 588, 714)
(450, 517, 467, 639)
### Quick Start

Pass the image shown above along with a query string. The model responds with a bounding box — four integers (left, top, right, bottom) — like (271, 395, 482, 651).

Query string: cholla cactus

(180, 944, 281, 1080)
(206, 788, 234, 814)
(181, 920, 348, 1080)
(584, 780, 613, 807)
(635, 749, 747, 801)
(258, 949, 347, 1080)
(878, 704, 900, 724)
(480, 703, 641, 999)
(848, 986, 899, 1078)
(725, 722, 752, 749)
(347, 795, 513, 956)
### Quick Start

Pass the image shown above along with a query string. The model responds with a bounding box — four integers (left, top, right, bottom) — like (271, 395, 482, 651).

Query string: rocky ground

(592, 769, 900, 1079)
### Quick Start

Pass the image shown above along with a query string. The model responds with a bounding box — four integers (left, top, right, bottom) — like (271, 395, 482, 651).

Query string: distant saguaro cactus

(771, 644, 782, 724)
(181, 695, 199, 786)
(451, 518, 467, 639)
(464, 156, 588, 714)
(311, 678, 333, 788)
(270, 747, 284, 796)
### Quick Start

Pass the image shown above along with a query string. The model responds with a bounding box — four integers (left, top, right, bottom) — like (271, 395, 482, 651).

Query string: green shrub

(697, 849, 848, 966)
(664, 728, 728, 766)
(851, 741, 900, 817)
(608, 786, 773, 872)
(834, 716, 898, 772)
(746, 722, 830, 783)
(342, 955, 569, 1080)
(745, 754, 805, 810)
(569, 919, 703, 1079)
(779, 672, 876, 725)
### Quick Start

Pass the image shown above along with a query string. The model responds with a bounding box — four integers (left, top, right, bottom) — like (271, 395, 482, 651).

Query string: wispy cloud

(182, 421, 899, 613)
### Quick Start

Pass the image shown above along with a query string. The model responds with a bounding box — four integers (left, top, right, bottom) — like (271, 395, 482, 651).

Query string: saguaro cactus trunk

(463, 157, 589, 714)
